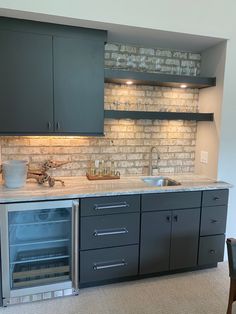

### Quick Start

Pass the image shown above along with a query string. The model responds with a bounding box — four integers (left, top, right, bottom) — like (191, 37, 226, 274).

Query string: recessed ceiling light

(126, 81, 133, 85)
(180, 84, 187, 88)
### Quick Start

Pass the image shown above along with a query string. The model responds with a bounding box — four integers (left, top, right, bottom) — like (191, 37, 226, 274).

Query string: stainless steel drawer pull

(210, 249, 216, 254)
(213, 196, 220, 200)
(211, 219, 218, 223)
(93, 228, 128, 237)
(93, 260, 127, 270)
(94, 202, 130, 211)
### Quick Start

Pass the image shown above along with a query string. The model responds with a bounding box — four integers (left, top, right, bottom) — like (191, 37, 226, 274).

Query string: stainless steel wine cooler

(0, 199, 79, 306)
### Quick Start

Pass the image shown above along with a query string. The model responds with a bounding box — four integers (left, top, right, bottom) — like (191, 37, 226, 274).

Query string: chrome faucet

(148, 146, 160, 176)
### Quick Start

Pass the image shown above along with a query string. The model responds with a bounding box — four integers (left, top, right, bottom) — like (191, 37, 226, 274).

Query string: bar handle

(173, 215, 178, 222)
(94, 202, 129, 211)
(47, 121, 52, 130)
(72, 200, 79, 291)
(93, 260, 127, 271)
(93, 228, 128, 237)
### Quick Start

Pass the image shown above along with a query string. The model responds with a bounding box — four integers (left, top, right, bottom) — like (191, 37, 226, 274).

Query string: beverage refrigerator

(0, 199, 79, 306)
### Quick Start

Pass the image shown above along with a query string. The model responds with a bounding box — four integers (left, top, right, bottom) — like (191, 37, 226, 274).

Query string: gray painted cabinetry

(140, 192, 201, 274)
(79, 189, 229, 287)
(0, 30, 54, 133)
(0, 17, 107, 135)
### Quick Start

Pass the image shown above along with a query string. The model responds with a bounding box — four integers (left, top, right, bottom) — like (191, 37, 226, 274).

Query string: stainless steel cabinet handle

(93, 228, 128, 237)
(213, 196, 220, 200)
(94, 202, 129, 211)
(211, 219, 218, 223)
(72, 200, 79, 291)
(47, 121, 51, 129)
(93, 260, 127, 270)
(56, 122, 60, 130)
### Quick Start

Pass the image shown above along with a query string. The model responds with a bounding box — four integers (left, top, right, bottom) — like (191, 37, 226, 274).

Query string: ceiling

(0, 9, 226, 52)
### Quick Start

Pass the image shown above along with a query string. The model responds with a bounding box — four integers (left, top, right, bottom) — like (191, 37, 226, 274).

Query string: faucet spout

(148, 146, 160, 176)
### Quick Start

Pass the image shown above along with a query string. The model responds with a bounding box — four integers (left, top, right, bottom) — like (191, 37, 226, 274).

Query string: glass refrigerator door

(8, 206, 72, 289)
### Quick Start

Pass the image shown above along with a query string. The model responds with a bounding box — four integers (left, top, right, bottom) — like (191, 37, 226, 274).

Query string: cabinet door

(53, 36, 104, 135)
(140, 211, 171, 274)
(170, 208, 200, 270)
(0, 30, 54, 134)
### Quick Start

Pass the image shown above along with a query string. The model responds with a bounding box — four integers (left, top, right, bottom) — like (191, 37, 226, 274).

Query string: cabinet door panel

(0, 30, 53, 133)
(140, 211, 171, 274)
(53, 36, 104, 134)
(170, 208, 200, 270)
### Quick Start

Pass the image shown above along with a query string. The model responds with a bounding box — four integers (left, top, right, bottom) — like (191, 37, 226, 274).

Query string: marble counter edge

(0, 180, 232, 204)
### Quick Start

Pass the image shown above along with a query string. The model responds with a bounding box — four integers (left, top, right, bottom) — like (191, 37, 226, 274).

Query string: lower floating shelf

(104, 110, 214, 122)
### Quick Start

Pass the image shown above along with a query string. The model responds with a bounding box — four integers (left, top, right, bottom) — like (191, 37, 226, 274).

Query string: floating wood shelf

(104, 69, 216, 89)
(104, 110, 214, 122)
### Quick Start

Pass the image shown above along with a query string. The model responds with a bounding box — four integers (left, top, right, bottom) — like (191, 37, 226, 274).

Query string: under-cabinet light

(180, 84, 187, 88)
(126, 81, 133, 85)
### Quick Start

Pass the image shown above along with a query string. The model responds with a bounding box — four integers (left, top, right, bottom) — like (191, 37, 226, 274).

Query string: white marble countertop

(0, 174, 232, 204)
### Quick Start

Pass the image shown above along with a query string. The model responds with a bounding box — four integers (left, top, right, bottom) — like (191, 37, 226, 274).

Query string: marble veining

(0, 174, 232, 204)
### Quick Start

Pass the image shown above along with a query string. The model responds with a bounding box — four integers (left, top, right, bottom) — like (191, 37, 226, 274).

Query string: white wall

(0, 0, 236, 240)
(195, 41, 227, 179)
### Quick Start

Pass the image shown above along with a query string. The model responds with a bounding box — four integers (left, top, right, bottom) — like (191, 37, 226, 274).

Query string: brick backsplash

(0, 43, 200, 177)
(105, 43, 201, 76)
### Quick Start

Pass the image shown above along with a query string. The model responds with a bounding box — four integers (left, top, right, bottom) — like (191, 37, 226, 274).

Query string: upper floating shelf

(104, 110, 214, 122)
(104, 69, 216, 89)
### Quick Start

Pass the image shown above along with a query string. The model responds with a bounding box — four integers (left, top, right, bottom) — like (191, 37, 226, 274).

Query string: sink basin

(141, 176, 181, 187)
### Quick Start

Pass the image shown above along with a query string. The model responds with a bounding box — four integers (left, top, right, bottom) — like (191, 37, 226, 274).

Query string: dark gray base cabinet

(80, 245, 139, 284)
(140, 208, 200, 275)
(79, 189, 229, 287)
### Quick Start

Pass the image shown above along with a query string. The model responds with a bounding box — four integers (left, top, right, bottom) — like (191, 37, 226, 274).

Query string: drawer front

(200, 205, 228, 236)
(80, 245, 139, 284)
(81, 195, 140, 216)
(141, 191, 201, 212)
(198, 235, 225, 266)
(202, 189, 229, 207)
(80, 212, 140, 250)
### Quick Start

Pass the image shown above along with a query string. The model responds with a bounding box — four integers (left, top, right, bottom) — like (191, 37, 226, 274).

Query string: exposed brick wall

(105, 43, 201, 76)
(0, 43, 201, 176)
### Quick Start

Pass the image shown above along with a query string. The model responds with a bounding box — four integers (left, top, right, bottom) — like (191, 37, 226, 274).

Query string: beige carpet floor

(0, 262, 231, 314)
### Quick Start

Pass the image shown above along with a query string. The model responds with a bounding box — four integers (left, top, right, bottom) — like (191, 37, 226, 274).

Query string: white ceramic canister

(2, 160, 28, 188)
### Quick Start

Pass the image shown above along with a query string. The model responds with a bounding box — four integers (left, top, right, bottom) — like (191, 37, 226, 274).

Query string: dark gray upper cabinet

(0, 30, 54, 134)
(53, 36, 105, 135)
(0, 17, 107, 135)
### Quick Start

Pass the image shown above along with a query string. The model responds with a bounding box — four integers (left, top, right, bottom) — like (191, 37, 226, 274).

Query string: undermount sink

(141, 176, 181, 187)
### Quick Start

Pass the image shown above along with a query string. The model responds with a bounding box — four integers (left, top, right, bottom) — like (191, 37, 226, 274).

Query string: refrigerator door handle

(72, 200, 79, 292)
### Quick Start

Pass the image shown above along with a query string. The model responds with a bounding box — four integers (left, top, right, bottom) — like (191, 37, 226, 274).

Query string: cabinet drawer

(198, 235, 225, 266)
(80, 195, 140, 216)
(80, 212, 140, 250)
(141, 191, 201, 212)
(80, 245, 139, 284)
(200, 206, 227, 236)
(202, 189, 229, 207)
